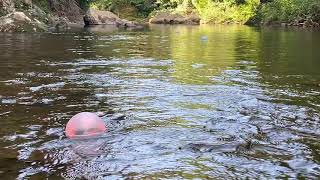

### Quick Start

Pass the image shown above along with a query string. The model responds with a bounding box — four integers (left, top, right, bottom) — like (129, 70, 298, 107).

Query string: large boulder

(0, 11, 47, 32)
(48, 0, 84, 23)
(0, 0, 86, 32)
(0, 0, 14, 16)
(149, 11, 200, 25)
(83, 8, 140, 28)
(84, 8, 120, 25)
(48, 16, 70, 31)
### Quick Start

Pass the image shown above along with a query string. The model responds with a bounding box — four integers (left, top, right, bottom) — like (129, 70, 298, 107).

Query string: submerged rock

(149, 11, 200, 25)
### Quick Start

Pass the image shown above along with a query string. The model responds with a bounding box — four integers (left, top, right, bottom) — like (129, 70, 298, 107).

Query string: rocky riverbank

(0, 0, 85, 32)
(1, 0, 319, 32)
(0, 0, 143, 32)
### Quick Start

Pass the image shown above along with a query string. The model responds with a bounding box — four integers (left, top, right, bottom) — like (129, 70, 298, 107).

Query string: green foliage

(153, 0, 320, 25)
(90, 0, 116, 11)
(33, 0, 51, 13)
(258, 0, 320, 23)
(90, 0, 156, 17)
(192, 0, 260, 24)
(171, 0, 193, 13)
(78, 0, 91, 10)
(154, 0, 178, 10)
(14, 0, 32, 11)
(131, 0, 157, 16)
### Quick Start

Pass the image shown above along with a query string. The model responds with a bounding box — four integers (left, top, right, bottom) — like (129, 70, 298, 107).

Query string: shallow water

(0, 25, 319, 179)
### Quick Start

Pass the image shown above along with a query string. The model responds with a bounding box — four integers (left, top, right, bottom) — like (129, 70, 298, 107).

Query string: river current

(0, 25, 319, 179)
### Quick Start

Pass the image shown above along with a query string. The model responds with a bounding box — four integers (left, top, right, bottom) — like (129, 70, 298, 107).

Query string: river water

(0, 25, 319, 179)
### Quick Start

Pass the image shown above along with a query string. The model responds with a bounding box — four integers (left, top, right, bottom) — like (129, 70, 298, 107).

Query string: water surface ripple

(0, 25, 319, 179)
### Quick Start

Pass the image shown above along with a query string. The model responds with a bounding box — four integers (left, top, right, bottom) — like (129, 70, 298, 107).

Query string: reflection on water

(0, 25, 319, 179)
(167, 25, 238, 84)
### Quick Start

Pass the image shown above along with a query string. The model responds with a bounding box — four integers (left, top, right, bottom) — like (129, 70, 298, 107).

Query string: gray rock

(83, 8, 141, 28)
(0, 11, 48, 32)
(48, 0, 83, 23)
(149, 11, 200, 25)
(26, 4, 48, 23)
(84, 8, 121, 26)
(0, 0, 15, 16)
(48, 16, 70, 31)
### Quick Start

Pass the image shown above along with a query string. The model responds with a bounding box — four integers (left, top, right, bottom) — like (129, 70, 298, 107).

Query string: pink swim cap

(65, 112, 107, 139)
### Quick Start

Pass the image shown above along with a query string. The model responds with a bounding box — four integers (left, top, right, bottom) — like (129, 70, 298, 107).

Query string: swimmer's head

(65, 112, 107, 139)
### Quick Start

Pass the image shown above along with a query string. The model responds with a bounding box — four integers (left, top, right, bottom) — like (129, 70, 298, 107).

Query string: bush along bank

(248, 0, 320, 27)
(87, 0, 260, 25)
(148, 0, 320, 27)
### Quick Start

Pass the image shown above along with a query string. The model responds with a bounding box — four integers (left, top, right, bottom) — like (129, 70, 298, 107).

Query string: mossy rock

(0, 0, 15, 16)
(0, 11, 48, 32)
